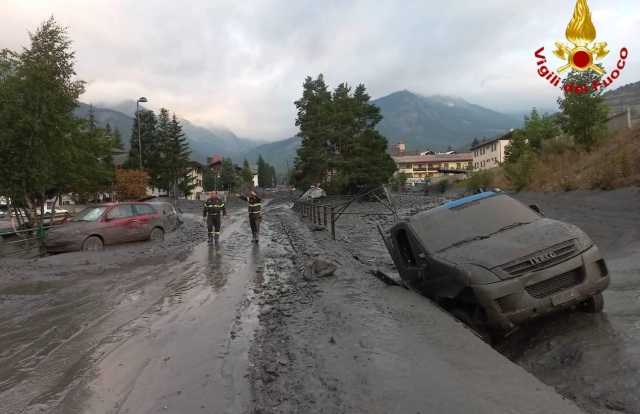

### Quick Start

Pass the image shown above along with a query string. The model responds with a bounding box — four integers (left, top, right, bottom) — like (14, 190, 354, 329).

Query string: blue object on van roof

(443, 191, 497, 209)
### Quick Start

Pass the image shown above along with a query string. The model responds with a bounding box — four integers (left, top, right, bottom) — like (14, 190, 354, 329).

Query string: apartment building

(471, 132, 513, 170)
(393, 153, 473, 186)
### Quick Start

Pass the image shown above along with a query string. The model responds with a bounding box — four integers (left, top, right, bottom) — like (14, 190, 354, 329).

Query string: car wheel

(82, 236, 103, 252)
(150, 227, 164, 242)
(583, 292, 604, 313)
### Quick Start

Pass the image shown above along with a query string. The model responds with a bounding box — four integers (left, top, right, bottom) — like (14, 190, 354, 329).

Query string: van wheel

(150, 227, 164, 242)
(583, 292, 604, 313)
(82, 236, 103, 252)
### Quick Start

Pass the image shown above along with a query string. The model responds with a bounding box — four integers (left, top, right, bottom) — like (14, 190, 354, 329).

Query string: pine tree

(126, 109, 157, 170)
(113, 127, 123, 149)
(220, 158, 237, 191)
(293, 75, 332, 188)
(163, 113, 191, 198)
(241, 159, 254, 187)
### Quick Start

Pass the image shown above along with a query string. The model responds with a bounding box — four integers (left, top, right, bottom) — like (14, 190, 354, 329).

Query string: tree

(160, 113, 191, 197)
(257, 155, 275, 188)
(504, 130, 535, 190)
(240, 159, 254, 187)
(114, 169, 149, 200)
(220, 158, 237, 191)
(293, 75, 332, 188)
(0, 17, 89, 225)
(471, 138, 480, 149)
(557, 69, 608, 150)
(293, 76, 396, 193)
(522, 108, 560, 151)
(126, 109, 157, 170)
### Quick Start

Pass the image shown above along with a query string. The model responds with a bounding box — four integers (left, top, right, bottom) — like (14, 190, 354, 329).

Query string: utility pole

(136, 97, 148, 169)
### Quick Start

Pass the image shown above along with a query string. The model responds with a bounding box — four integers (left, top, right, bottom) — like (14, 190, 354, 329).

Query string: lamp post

(136, 97, 148, 170)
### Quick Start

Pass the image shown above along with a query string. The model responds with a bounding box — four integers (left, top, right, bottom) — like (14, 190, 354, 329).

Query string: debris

(308, 259, 337, 278)
(329, 336, 336, 344)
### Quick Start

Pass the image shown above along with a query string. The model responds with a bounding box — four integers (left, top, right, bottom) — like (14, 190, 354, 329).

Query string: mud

(502, 189, 640, 414)
(248, 197, 582, 414)
(1, 189, 637, 414)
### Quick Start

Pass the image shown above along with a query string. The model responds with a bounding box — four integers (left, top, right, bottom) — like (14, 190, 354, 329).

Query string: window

(133, 204, 155, 215)
(396, 229, 416, 266)
(107, 204, 135, 219)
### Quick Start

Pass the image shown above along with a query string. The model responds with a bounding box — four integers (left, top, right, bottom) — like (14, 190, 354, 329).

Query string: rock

(329, 336, 336, 344)
(310, 259, 337, 278)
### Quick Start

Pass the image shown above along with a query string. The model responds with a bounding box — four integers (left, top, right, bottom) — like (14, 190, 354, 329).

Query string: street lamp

(136, 97, 148, 170)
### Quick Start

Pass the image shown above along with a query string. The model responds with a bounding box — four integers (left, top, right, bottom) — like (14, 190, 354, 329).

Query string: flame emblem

(553, 0, 608, 75)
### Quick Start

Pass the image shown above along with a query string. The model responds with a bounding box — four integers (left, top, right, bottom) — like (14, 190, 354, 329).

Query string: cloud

(2, 0, 638, 139)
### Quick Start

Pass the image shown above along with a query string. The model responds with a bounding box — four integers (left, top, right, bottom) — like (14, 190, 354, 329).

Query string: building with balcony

(393, 153, 473, 186)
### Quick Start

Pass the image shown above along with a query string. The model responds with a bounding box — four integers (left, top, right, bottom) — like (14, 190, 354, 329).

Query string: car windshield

(72, 206, 107, 222)
(411, 194, 541, 253)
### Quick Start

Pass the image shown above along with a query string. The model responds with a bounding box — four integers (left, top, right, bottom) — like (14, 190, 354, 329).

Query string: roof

(443, 191, 497, 209)
(393, 152, 473, 163)
(208, 154, 223, 166)
(470, 130, 514, 150)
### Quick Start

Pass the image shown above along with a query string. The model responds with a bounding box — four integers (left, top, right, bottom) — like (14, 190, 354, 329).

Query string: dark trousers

(249, 215, 260, 238)
(207, 215, 221, 238)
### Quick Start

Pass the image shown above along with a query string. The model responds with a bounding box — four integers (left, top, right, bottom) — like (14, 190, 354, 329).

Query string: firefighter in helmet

(203, 192, 226, 243)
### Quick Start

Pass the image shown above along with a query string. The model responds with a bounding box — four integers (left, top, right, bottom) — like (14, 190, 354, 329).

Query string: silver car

(381, 192, 610, 336)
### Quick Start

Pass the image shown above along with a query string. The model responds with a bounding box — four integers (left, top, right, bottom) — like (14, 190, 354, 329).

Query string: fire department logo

(534, 0, 629, 93)
(553, 0, 608, 75)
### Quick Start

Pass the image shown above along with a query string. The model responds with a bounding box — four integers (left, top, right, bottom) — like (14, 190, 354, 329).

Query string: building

(186, 162, 204, 200)
(390, 143, 406, 156)
(471, 131, 513, 171)
(207, 154, 224, 174)
(393, 153, 473, 186)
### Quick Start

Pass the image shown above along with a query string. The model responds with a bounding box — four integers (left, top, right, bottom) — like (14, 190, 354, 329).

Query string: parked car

(148, 201, 182, 231)
(380, 192, 610, 336)
(45, 202, 166, 252)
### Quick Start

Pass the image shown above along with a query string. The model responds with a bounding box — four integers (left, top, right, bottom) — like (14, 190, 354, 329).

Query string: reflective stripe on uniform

(248, 203, 261, 207)
(249, 211, 261, 214)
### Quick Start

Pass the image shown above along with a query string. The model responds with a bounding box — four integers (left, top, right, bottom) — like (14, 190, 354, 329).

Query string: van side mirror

(529, 204, 543, 215)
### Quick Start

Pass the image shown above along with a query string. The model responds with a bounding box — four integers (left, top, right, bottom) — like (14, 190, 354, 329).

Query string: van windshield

(72, 207, 107, 222)
(411, 195, 540, 253)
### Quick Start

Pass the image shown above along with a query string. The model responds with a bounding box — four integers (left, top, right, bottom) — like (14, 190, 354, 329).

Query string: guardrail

(0, 224, 63, 257)
(292, 200, 336, 240)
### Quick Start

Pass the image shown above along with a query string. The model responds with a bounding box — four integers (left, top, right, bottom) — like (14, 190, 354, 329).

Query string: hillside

(603, 81, 640, 120)
(236, 136, 301, 173)
(372, 91, 521, 151)
(74, 102, 259, 163)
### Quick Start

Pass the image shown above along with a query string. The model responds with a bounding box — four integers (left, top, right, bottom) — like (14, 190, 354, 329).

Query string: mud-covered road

(1, 189, 637, 414)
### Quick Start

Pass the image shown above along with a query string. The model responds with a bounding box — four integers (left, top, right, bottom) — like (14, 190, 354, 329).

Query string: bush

(114, 169, 149, 200)
(465, 170, 494, 192)
(438, 179, 449, 194)
(504, 151, 536, 191)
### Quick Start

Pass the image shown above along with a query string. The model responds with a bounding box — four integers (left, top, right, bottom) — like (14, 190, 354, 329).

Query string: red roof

(208, 154, 223, 166)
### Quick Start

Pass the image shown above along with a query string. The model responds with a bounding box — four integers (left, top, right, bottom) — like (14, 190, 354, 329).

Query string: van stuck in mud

(381, 192, 610, 336)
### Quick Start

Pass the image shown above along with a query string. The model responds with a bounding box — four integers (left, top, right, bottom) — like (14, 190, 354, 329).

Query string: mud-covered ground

(504, 189, 640, 414)
(1, 189, 637, 414)
(295, 189, 640, 414)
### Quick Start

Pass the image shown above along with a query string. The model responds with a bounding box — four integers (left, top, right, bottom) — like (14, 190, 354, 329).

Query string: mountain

(603, 81, 640, 120)
(74, 102, 260, 163)
(74, 103, 134, 140)
(236, 136, 301, 173)
(372, 90, 521, 151)
(237, 91, 523, 173)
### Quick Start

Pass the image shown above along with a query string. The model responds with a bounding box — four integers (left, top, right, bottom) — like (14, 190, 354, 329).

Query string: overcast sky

(2, 0, 638, 140)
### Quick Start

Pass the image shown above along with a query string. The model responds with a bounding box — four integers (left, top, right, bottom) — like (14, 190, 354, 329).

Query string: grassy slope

(528, 127, 640, 191)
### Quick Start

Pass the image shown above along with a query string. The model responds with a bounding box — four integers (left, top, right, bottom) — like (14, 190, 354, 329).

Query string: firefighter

(238, 191, 262, 242)
(203, 193, 226, 243)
